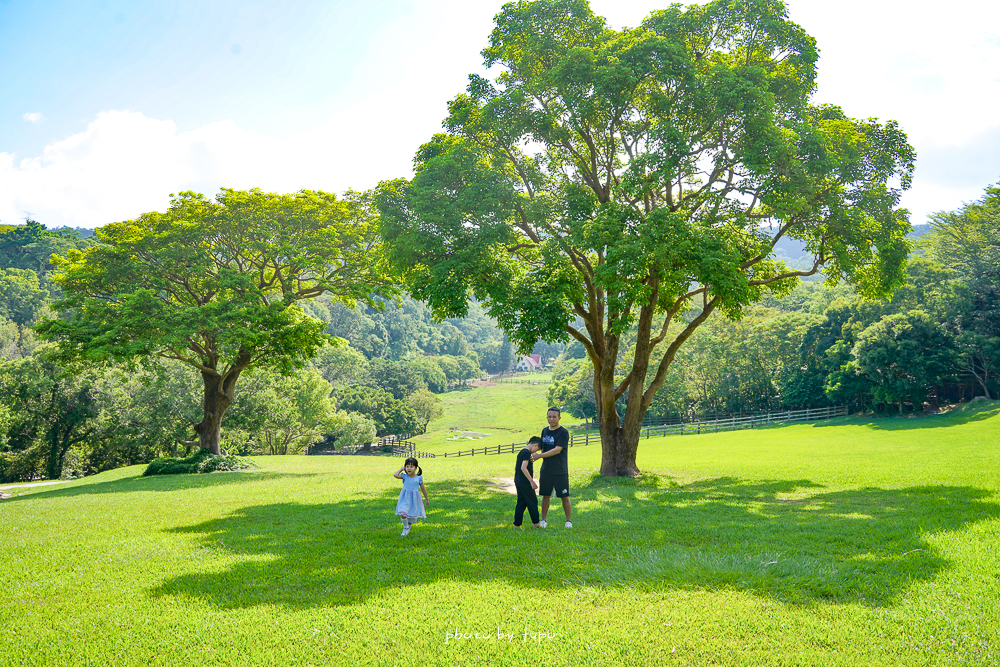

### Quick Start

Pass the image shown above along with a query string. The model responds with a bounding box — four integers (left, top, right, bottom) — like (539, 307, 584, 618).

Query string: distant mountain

(769, 221, 931, 274)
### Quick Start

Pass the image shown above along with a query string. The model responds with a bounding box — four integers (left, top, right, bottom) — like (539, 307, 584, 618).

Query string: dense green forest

(1, 183, 997, 483)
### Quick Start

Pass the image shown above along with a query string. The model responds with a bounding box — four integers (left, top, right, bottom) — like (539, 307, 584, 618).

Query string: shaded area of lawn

(1, 469, 316, 502)
(151, 475, 999, 610)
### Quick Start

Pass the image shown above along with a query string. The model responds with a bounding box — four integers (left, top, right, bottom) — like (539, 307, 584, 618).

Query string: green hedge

(143, 448, 254, 476)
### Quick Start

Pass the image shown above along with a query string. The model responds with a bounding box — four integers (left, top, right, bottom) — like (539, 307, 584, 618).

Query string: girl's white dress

(395, 474, 426, 520)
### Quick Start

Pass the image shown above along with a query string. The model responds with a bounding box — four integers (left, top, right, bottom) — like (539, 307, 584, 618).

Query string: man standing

(532, 406, 571, 528)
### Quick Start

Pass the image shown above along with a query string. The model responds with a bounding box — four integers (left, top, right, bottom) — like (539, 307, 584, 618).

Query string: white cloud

(791, 0, 1000, 148)
(23, 112, 43, 124)
(0, 100, 437, 227)
(3, 0, 999, 228)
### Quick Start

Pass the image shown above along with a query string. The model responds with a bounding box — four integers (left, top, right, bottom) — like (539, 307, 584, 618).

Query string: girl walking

(393, 457, 429, 537)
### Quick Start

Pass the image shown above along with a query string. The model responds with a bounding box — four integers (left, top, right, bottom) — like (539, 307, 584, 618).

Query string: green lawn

(411, 371, 588, 455)
(2, 401, 999, 666)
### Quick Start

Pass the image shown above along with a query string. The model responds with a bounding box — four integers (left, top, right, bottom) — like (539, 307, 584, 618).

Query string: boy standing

(513, 436, 542, 528)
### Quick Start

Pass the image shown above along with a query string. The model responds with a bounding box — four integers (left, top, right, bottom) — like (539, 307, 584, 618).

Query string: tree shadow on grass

(149, 476, 999, 610)
(1, 470, 317, 503)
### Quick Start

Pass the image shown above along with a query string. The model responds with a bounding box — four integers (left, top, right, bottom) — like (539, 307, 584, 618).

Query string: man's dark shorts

(538, 470, 570, 498)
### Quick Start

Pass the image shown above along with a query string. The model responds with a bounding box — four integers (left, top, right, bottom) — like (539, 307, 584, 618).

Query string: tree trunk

(598, 419, 641, 477)
(572, 280, 716, 477)
(45, 433, 70, 481)
(591, 311, 647, 477)
(971, 370, 992, 399)
(194, 370, 239, 455)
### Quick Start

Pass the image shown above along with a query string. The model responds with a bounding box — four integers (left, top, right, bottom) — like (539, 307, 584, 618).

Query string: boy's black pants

(513, 482, 539, 526)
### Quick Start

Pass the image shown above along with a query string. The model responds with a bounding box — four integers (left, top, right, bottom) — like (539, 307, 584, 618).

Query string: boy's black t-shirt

(515, 448, 534, 486)
(540, 426, 569, 475)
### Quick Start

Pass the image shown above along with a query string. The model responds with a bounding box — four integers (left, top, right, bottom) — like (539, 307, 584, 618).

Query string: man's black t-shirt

(514, 448, 534, 487)
(539, 426, 569, 475)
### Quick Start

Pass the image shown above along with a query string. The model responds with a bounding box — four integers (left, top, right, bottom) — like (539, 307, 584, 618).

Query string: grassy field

(2, 399, 999, 666)
(411, 372, 588, 455)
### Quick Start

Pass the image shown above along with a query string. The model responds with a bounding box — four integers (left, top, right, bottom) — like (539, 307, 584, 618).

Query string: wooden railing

(308, 433, 413, 455)
(438, 405, 848, 458)
(484, 371, 550, 385)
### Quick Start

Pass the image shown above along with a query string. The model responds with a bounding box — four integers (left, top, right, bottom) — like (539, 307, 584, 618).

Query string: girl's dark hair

(404, 457, 423, 476)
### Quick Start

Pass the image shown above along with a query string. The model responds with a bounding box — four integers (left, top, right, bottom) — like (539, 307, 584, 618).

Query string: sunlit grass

(413, 371, 586, 454)
(1, 401, 998, 666)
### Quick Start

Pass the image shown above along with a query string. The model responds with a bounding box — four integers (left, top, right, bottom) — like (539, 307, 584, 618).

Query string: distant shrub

(143, 449, 254, 476)
(0, 446, 46, 483)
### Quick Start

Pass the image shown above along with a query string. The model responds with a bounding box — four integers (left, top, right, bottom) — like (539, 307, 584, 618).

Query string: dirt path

(447, 429, 492, 440)
(0, 480, 70, 499)
(0, 480, 69, 490)
(488, 477, 518, 495)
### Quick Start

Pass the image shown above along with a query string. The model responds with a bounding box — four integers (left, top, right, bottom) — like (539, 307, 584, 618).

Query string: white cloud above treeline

(2, 0, 999, 228)
(0, 97, 439, 227)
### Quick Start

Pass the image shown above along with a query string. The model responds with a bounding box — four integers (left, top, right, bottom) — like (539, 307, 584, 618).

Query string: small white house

(515, 354, 543, 372)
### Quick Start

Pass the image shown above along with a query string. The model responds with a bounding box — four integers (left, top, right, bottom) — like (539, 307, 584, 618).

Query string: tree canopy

(0, 221, 94, 277)
(38, 188, 392, 454)
(919, 182, 1000, 396)
(377, 0, 915, 475)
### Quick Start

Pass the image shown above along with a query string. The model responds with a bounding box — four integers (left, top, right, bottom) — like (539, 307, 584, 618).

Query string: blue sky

(2, 0, 999, 228)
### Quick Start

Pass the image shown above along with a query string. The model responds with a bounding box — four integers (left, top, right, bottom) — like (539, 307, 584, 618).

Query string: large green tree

(377, 0, 915, 475)
(0, 352, 100, 482)
(920, 183, 1000, 397)
(406, 388, 444, 434)
(851, 311, 955, 413)
(332, 385, 419, 438)
(0, 268, 49, 326)
(38, 188, 391, 455)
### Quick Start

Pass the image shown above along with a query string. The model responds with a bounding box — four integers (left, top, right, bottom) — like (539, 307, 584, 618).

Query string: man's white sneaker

(539, 520, 547, 528)
(565, 521, 573, 528)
